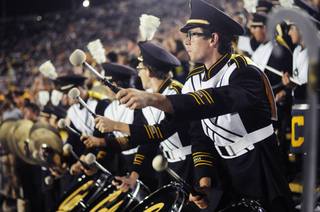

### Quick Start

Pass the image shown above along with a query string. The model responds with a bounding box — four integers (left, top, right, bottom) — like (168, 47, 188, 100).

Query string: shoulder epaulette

(229, 54, 255, 70)
(169, 80, 183, 94)
(186, 65, 205, 80)
(88, 90, 105, 100)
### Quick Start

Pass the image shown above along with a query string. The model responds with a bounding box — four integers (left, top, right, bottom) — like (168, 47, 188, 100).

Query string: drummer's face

(23, 107, 38, 122)
(137, 62, 151, 90)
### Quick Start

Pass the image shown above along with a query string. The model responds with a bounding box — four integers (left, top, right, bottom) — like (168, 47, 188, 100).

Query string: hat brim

(180, 23, 209, 33)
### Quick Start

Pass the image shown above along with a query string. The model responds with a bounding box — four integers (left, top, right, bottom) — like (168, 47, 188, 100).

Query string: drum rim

(129, 182, 186, 212)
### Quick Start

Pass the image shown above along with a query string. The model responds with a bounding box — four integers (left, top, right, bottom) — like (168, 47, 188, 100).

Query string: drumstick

(63, 144, 91, 170)
(84, 153, 111, 175)
(68, 88, 97, 118)
(57, 119, 81, 136)
(265, 65, 302, 86)
(152, 154, 205, 197)
(69, 49, 120, 93)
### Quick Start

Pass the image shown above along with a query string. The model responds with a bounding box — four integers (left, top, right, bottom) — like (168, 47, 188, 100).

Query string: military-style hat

(53, 74, 87, 92)
(180, 0, 244, 35)
(138, 41, 181, 72)
(250, 13, 268, 27)
(41, 104, 67, 119)
(256, 1, 274, 14)
(102, 63, 137, 81)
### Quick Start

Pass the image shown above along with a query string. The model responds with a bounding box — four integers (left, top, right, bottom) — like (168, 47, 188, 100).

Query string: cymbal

(11, 119, 38, 165)
(89, 85, 110, 100)
(29, 121, 63, 159)
(0, 119, 18, 153)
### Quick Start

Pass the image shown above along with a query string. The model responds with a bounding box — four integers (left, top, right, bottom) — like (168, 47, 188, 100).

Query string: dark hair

(216, 32, 234, 54)
(145, 65, 171, 80)
(107, 51, 118, 63)
(203, 28, 234, 54)
(24, 102, 40, 116)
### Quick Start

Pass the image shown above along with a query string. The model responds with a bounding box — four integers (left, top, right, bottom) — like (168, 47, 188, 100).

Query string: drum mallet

(153, 154, 205, 197)
(63, 143, 91, 170)
(69, 49, 120, 93)
(68, 88, 97, 118)
(57, 118, 81, 136)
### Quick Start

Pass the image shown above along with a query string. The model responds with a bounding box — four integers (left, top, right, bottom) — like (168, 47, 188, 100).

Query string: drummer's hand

(95, 116, 116, 133)
(275, 89, 286, 102)
(81, 135, 106, 148)
(70, 161, 83, 175)
(112, 172, 139, 192)
(116, 88, 153, 110)
(189, 177, 211, 209)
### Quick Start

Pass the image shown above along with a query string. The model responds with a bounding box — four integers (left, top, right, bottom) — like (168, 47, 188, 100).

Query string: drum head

(130, 183, 186, 212)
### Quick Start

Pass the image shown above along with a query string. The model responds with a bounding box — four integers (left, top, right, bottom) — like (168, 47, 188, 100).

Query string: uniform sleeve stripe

(195, 162, 214, 167)
(152, 126, 160, 139)
(193, 154, 214, 159)
(201, 90, 214, 103)
(144, 125, 152, 139)
(192, 152, 212, 156)
(157, 127, 163, 139)
(194, 159, 213, 164)
(193, 92, 205, 104)
(147, 126, 155, 139)
(198, 90, 213, 104)
(135, 155, 145, 159)
(189, 93, 202, 105)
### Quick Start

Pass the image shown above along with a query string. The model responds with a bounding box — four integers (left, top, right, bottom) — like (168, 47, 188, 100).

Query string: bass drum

(84, 179, 150, 212)
(218, 198, 266, 212)
(130, 182, 186, 212)
(55, 173, 97, 212)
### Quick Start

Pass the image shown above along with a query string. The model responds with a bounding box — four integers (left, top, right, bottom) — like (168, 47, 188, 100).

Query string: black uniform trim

(206, 53, 231, 79)
(186, 65, 205, 80)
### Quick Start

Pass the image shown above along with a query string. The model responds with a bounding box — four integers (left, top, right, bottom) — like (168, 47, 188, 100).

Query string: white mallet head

(63, 143, 73, 155)
(57, 119, 66, 129)
(68, 87, 80, 100)
(69, 49, 86, 66)
(152, 154, 168, 172)
(84, 153, 96, 165)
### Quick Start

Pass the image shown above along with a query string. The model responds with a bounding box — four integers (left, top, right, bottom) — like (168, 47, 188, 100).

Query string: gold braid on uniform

(143, 125, 164, 140)
(192, 152, 214, 167)
(133, 154, 145, 166)
(187, 89, 214, 105)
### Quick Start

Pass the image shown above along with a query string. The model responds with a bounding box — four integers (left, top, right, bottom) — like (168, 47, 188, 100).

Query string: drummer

(95, 42, 197, 208)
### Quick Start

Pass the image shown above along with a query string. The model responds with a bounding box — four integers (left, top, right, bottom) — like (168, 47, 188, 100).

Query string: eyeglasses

(186, 31, 210, 41)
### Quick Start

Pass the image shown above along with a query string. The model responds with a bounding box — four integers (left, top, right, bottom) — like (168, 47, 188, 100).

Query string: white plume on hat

(139, 14, 161, 41)
(39, 60, 58, 80)
(87, 39, 106, 64)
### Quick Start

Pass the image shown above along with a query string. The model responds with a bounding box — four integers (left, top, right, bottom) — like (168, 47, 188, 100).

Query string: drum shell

(55, 174, 97, 212)
(130, 182, 186, 212)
